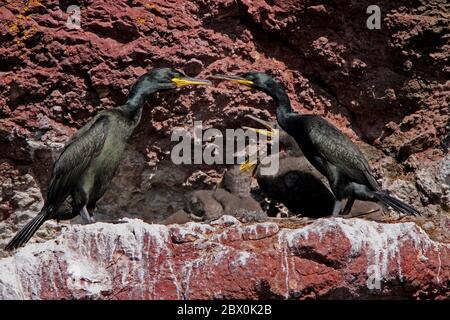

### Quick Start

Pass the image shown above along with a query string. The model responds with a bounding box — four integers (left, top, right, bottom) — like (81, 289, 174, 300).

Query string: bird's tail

(4, 208, 49, 251)
(373, 191, 421, 216)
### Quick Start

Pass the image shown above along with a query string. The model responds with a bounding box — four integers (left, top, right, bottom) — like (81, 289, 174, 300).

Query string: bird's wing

(45, 114, 110, 206)
(65, 111, 109, 143)
(304, 117, 380, 190)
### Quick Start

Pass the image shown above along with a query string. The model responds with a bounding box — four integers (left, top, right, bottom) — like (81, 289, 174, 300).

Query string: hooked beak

(171, 76, 212, 87)
(211, 74, 254, 87)
(239, 114, 277, 175)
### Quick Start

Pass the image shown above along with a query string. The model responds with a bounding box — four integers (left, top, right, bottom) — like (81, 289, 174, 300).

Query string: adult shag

(214, 72, 421, 217)
(5, 68, 211, 251)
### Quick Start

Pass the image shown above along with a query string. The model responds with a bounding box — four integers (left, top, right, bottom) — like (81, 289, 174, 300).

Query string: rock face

(0, 1, 448, 230)
(0, 217, 448, 300)
(0, 0, 448, 295)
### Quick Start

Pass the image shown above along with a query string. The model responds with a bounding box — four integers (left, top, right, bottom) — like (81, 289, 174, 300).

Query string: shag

(214, 72, 421, 217)
(5, 68, 211, 250)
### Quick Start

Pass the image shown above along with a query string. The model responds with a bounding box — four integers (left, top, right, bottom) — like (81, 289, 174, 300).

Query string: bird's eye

(244, 74, 254, 81)
(174, 70, 185, 78)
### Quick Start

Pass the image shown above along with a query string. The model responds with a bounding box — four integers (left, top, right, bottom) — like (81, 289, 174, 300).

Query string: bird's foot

(79, 206, 96, 224)
(81, 215, 96, 225)
(332, 200, 344, 216)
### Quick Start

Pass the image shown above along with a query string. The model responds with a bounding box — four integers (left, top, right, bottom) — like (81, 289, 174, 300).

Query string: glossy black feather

(299, 115, 380, 191)
(235, 71, 421, 216)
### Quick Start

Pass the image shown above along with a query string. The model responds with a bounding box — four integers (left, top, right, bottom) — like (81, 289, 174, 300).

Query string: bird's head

(129, 67, 211, 100)
(212, 72, 281, 96)
(139, 67, 212, 90)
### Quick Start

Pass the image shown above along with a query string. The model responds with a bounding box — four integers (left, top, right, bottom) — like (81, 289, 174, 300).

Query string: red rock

(0, 217, 447, 300)
(1, 0, 447, 158)
(0, 0, 448, 298)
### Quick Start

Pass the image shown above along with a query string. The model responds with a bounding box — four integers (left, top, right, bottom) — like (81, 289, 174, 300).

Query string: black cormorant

(213, 72, 421, 217)
(5, 68, 211, 250)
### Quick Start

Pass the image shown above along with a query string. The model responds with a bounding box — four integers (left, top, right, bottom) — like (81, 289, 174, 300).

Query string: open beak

(239, 114, 277, 175)
(239, 156, 261, 177)
(240, 158, 258, 173)
(242, 114, 276, 138)
(171, 76, 212, 87)
(211, 74, 254, 86)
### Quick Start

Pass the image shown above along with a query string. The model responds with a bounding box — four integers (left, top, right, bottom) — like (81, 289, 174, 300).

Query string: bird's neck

(117, 85, 157, 125)
(269, 87, 296, 130)
(117, 101, 144, 125)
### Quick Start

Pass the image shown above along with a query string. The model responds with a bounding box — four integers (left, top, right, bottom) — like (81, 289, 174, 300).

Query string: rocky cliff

(0, 0, 449, 299)
(0, 217, 448, 299)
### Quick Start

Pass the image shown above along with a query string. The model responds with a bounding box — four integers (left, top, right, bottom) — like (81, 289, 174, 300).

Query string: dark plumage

(5, 68, 210, 250)
(214, 72, 421, 217)
(241, 115, 335, 217)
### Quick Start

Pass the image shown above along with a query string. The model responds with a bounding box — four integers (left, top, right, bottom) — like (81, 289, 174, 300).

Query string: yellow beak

(242, 126, 275, 137)
(211, 74, 254, 87)
(243, 114, 278, 138)
(171, 77, 212, 87)
(239, 114, 277, 175)
(240, 159, 258, 173)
